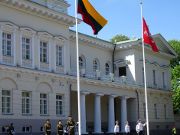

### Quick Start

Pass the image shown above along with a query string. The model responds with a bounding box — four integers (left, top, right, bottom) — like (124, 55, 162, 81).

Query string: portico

(70, 90, 134, 134)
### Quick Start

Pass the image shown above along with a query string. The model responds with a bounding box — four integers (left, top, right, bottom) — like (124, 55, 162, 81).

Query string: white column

(38, 38, 40, 69)
(81, 92, 89, 134)
(0, 27, 2, 62)
(51, 40, 56, 72)
(48, 39, 52, 71)
(13, 29, 16, 65)
(32, 34, 35, 68)
(19, 32, 22, 66)
(94, 93, 103, 133)
(108, 95, 116, 133)
(121, 96, 127, 132)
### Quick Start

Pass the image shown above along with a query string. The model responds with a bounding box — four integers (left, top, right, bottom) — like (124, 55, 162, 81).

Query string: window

(22, 37, 31, 60)
(119, 66, 126, 76)
(79, 56, 85, 69)
(56, 95, 63, 115)
(153, 70, 156, 86)
(154, 104, 158, 119)
(56, 45, 63, 66)
(2, 90, 11, 114)
(164, 104, 167, 119)
(22, 126, 30, 133)
(40, 41, 48, 63)
(105, 63, 110, 75)
(143, 103, 146, 118)
(162, 72, 165, 88)
(22, 92, 31, 115)
(2, 32, 12, 56)
(79, 57, 83, 69)
(142, 68, 144, 84)
(93, 59, 99, 72)
(40, 93, 48, 115)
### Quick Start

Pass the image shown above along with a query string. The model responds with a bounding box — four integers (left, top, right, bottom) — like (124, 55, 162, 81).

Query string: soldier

(136, 120, 146, 135)
(125, 121, 130, 135)
(7, 123, 15, 135)
(114, 120, 120, 135)
(44, 119, 51, 135)
(172, 125, 177, 135)
(66, 116, 76, 135)
(57, 120, 64, 135)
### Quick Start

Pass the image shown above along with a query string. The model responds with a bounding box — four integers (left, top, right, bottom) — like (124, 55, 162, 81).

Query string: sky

(67, 0, 180, 42)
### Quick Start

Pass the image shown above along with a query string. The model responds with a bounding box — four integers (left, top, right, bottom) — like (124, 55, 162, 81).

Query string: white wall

(115, 49, 136, 83)
(69, 39, 112, 76)
(134, 49, 171, 90)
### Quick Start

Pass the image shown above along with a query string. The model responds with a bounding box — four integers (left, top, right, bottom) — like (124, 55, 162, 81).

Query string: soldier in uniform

(57, 120, 63, 135)
(66, 116, 76, 135)
(7, 123, 15, 135)
(172, 125, 177, 135)
(44, 119, 51, 135)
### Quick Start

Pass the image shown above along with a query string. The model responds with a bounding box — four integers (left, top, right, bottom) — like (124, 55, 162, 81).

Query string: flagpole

(140, 2, 150, 135)
(75, 0, 81, 134)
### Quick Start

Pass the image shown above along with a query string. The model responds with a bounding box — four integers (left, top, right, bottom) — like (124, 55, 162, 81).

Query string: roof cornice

(0, 0, 76, 27)
(116, 38, 176, 59)
(69, 30, 114, 50)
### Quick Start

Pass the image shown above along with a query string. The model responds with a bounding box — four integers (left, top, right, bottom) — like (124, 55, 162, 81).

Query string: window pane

(2, 90, 11, 114)
(2, 33, 12, 56)
(40, 93, 48, 115)
(40, 41, 48, 63)
(56, 95, 63, 115)
(22, 92, 31, 114)
(22, 37, 31, 60)
(56, 45, 63, 66)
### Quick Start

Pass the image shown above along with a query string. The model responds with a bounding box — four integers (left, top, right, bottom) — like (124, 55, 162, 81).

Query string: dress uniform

(66, 116, 76, 135)
(44, 119, 51, 135)
(172, 126, 177, 135)
(57, 120, 64, 135)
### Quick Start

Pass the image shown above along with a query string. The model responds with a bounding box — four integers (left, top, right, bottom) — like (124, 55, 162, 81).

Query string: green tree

(168, 40, 180, 67)
(168, 40, 180, 113)
(171, 65, 180, 113)
(110, 34, 130, 43)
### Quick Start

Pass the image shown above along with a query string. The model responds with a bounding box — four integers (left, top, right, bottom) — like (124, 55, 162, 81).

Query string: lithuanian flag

(78, 0, 107, 35)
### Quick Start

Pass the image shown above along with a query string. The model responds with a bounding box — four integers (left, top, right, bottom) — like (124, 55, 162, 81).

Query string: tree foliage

(110, 34, 130, 43)
(171, 65, 180, 113)
(168, 40, 180, 113)
(168, 40, 180, 67)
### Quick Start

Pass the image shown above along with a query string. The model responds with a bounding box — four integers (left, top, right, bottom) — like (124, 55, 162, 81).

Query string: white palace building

(0, 0, 177, 134)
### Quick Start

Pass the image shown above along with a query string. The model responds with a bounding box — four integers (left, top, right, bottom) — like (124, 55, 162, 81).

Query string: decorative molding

(37, 31, 53, 41)
(0, 0, 76, 26)
(139, 59, 170, 68)
(0, 21, 18, 32)
(20, 27, 36, 36)
(69, 30, 114, 50)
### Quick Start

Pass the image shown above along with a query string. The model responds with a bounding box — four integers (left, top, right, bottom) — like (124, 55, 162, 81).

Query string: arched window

(93, 59, 100, 72)
(79, 56, 86, 69)
(105, 63, 110, 75)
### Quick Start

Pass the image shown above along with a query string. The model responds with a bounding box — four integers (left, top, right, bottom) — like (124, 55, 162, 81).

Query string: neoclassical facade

(0, 0, 177, 134)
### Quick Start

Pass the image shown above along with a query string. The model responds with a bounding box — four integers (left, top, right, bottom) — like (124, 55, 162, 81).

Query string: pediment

(152, 34, 177, 57)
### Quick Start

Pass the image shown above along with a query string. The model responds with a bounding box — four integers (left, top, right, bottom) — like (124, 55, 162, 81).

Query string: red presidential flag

(143, 18, 159, 52)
